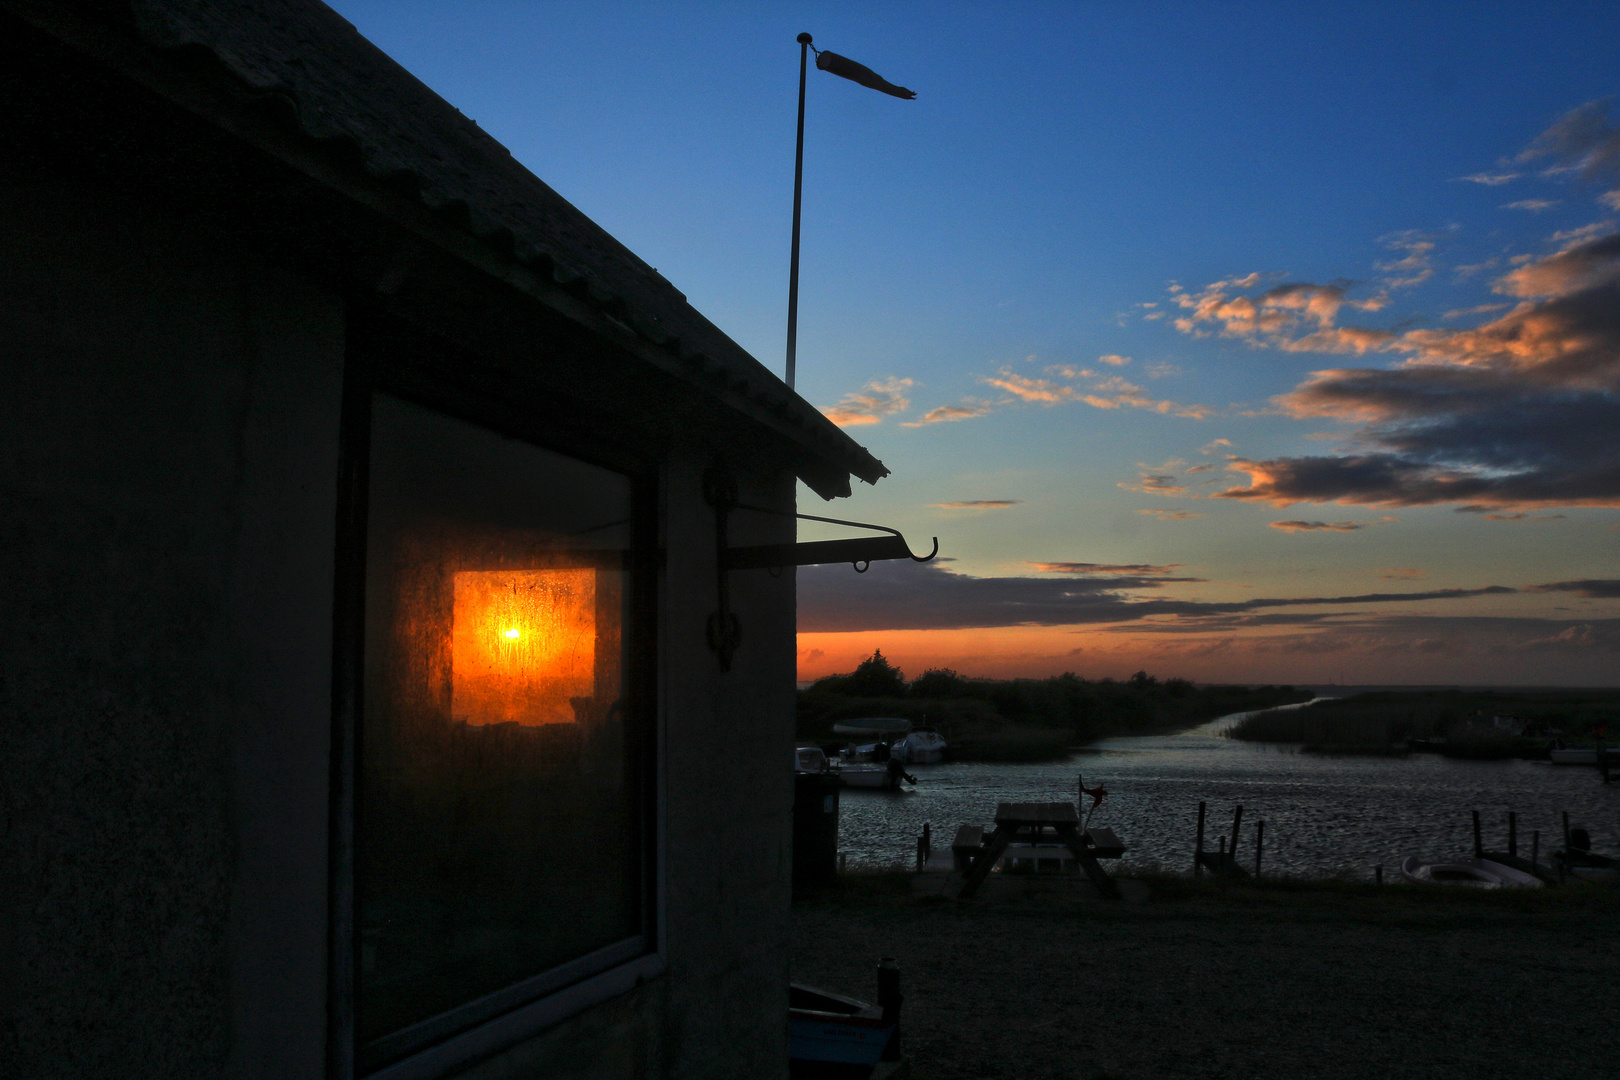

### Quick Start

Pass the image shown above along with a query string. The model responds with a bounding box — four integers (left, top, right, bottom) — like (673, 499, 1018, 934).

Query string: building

(0, 2, 887, 1077)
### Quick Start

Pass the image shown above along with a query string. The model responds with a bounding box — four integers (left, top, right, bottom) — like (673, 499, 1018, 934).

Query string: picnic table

(957, 802, 1122, 900)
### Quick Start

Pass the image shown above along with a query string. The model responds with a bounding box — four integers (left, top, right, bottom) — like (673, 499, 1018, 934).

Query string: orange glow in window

(451, 569, 595, 725)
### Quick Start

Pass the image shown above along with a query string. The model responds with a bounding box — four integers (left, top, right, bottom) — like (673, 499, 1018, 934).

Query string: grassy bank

(793, 870, 1620, 1080)
(797, 652, 1312, 762)
(1225, 687, 1620, 757)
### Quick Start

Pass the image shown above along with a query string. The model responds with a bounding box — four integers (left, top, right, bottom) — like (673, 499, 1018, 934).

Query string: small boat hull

(836, 764, 897, 789)
(789, 983, 895, 1070)
(1550, 747, 1605, 765)
(1401, 855, 1543, 888)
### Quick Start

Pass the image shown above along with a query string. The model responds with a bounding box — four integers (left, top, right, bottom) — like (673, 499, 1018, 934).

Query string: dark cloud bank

(795, 560, 1579, 633)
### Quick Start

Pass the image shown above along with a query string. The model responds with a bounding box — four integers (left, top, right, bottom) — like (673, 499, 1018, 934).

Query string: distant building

(1, 3, 885, 1077)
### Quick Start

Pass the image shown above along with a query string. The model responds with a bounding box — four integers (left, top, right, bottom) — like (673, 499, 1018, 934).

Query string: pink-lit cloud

(933, 499, 1020, 510)
(822, 377, 913, 426)
(901, 401, 994, 427)
(1268, 518, 1395, 533)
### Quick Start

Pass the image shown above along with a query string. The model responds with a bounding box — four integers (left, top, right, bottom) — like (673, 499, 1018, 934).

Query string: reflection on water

(836, 708, 1620, 879)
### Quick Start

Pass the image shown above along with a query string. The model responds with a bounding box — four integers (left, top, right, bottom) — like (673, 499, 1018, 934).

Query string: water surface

(836, 708, 1620, 879)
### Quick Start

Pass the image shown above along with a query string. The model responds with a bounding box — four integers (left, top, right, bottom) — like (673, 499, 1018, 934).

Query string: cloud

(1603, 190, 1620, 211)
(1516, 98, 1620, 185)
(1491, 229, 1620, 298)
(1502, 199, 1559, 212)
(1118, 472, 1188, 495)
(933, 500, 1020, 510)
(1195, 224, 1620, 509)
(1172, 279, 1394, 353)
(1442, 303, 1509, 320)
(1269, 519, 1378, 532)
(901, 401, 993, 427)
(983, 369, 1074, 403)
(1098, 354, 1131, 366)
(1027, 562, 1193, 576)
(1524, 579, 1620, 598)
(981, 367, 1211, 420)
(796, 559, 1516, 632)
(822, 377, 913, 426)
(1454, 259, 1499, 278)
(1377, 568, 1424, 580)
(1458, 172, 1521, 186)
(1199, 438, 1232, 455)
(1138, 509, 1204, 520)
(1479, 510, 1566, 522)
(1377, 230, 1437, 289)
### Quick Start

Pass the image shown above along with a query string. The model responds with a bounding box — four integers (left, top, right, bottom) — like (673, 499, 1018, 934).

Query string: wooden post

(1375, 865, 1383, 887)
(1194, 801, 1206, 878)
(915, 835, 925, 872)
(1561, 810, 1571, 883)
(1219, 835, 1227, 857)
(1471, 810, 1482, 857)
(923, 822, 931, 862)
(1230, 806, 1244, 864)
(1508, 810, 1517, 857)
(1255, 820, 1264, 879)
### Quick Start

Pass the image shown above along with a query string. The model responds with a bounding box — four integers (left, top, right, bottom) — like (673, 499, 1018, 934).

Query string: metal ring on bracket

(853, 560, 870, 573)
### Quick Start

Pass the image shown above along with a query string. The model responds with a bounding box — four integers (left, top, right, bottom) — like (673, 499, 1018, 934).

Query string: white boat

(1549, 744, 1608, 765)
(834, 762, 900, 789)
(891, 729, 947, 764)
(1400, 855, 1544, 889)
(830, 716, 911, 738)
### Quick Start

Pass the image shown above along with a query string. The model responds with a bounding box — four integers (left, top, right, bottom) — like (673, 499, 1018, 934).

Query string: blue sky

(331, 1, 1620, 684)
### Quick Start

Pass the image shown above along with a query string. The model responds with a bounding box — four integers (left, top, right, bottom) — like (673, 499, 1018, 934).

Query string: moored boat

(1549, 742, 1608, 765)
(891, 729, 947, 764)
(1400, 855, 1544, 888)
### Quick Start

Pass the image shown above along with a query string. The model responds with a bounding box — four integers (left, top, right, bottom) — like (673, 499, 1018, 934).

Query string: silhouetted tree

(844, 649, 906, 698)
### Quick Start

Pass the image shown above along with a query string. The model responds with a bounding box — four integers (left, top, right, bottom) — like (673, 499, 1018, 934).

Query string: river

(835, 705, 1620, 878)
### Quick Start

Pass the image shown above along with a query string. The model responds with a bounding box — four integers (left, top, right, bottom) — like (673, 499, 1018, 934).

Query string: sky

(329, 1, 1620, 686)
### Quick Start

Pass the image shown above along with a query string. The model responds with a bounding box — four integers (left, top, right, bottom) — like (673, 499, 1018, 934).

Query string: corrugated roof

(109, 0, 888, 494)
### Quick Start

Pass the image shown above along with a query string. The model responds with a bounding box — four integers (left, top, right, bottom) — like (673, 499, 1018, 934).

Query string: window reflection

(359, 396, 642, 1055)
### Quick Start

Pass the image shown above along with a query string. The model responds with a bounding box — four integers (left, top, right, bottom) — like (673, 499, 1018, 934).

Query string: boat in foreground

(789, 982, 895, 1077)
(1400, 855, 1543, 888)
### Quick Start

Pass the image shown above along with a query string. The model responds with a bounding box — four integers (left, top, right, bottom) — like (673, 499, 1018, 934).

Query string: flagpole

(786, 32, 811, 390)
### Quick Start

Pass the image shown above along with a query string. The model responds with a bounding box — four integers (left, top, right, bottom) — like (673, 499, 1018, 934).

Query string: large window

(356, 394, 652, 1073)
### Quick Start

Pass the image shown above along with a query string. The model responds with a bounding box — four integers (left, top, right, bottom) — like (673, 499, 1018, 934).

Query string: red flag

(815, 50, 916, 100)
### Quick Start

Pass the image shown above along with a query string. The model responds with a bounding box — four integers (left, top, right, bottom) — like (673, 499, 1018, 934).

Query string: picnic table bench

(958, 802, 1122, 900)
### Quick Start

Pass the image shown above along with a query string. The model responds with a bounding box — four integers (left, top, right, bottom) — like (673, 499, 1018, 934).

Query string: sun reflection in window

(451, 569, 595, 725)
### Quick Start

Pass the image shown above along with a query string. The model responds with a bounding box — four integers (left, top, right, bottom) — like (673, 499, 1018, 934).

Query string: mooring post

(1230, 805, 1244, 864)
(1375, 865, 1383, 887)
(1194, 801, 1207, 877)
(1255, 820, 1265, 879)
(1472, 810, 1482, 857)
(1508, 810, 1517, 857)
(1219, 835, 1227, 858)
(915, 835, 925, 872)
(923, 822, 931, 862)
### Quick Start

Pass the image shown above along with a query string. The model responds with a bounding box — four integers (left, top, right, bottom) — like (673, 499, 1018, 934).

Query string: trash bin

(792, 772, 840, 895)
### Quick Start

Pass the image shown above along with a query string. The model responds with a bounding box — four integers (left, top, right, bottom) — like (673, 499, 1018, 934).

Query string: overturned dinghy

(1401, 855, 1544, 889)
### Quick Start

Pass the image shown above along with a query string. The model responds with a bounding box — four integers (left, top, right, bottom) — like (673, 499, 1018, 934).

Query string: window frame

(329, 370, 664, 1080)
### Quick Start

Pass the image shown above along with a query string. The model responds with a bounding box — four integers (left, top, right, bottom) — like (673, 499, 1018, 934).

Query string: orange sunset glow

(452, 568, 595, 725)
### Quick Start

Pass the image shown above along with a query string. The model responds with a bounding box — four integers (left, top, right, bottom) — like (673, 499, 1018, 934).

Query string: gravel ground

(790, 876, 1620, 1080)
